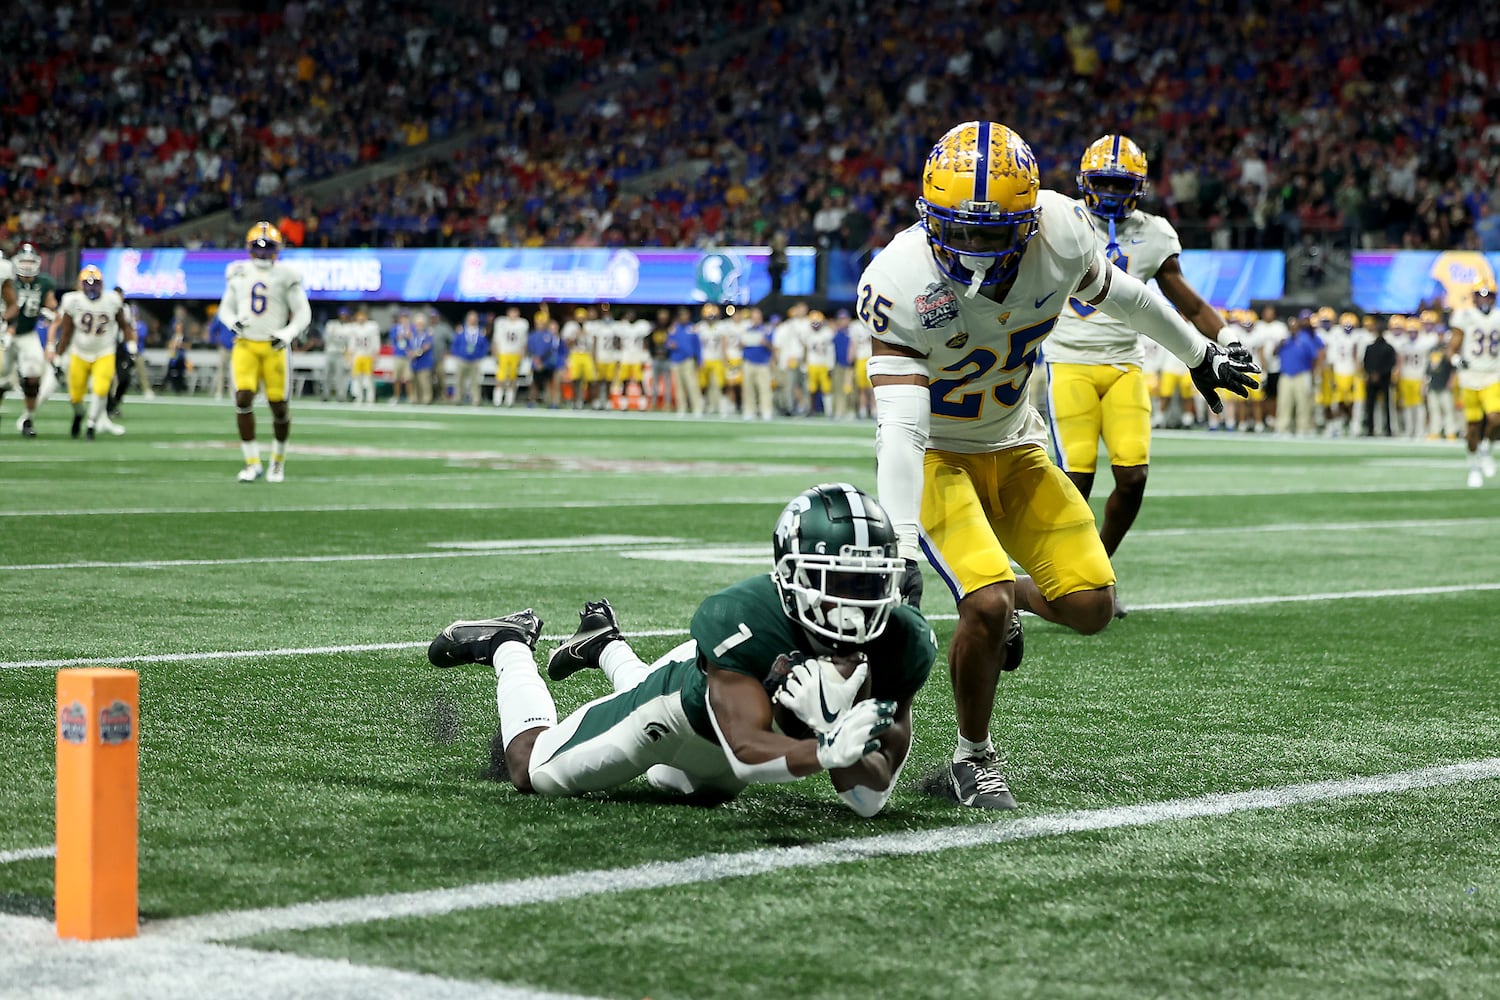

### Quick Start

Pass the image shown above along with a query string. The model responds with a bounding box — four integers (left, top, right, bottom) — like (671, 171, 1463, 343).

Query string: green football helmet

(772, 483, 905, 647)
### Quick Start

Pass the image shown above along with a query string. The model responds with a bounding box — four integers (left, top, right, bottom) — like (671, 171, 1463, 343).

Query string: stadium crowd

(4, 0, 1500, 256)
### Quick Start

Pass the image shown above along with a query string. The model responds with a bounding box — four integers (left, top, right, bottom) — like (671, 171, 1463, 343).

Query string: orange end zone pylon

(55, 668, 139, 940)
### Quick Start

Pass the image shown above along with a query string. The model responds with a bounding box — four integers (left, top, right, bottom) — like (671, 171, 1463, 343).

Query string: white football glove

(773, 655, 868, 734)
(815, 698, 895, 771)
(271, 330, 297, 351)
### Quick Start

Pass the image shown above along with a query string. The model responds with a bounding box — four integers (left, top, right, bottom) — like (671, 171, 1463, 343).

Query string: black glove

(1190, 340, 1261, 414)
(898, 558, 924, 610)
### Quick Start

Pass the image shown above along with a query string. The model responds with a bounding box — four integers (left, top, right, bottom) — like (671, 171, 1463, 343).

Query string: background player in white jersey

(216, 222, 311, 483)
(616, 309, 651, 401)
(593, 306, 623, 408)
(490, 306, 529, 407)
(1323, 312, 1367, 437)
(346, 307, 382, 404)
(1448, 285, 1500, 488)
(861, 121, 1257, 809)
(803, 310, 836, 418)
(1249, 306, 1288, 431)
(1044, 134, 1228, 615)
(1397, 314, 1438, 438)
(48, 266, 133, 439)
(773, 304, 808, 416)
(321, 307, 352, 402)
(697, 303, 729, 416)
(846, 308, 874, 419)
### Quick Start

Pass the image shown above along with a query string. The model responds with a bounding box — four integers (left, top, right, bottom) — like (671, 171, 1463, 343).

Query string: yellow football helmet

(917, 121, 1040, 290)
(245, 221, 283, 266)
(808, 309, 826, 327)
(1419, 309, 1440, 328)
(1475, 283, 1495, 313)
(78, 264, 104, 300)
(1077, 134, 1149, 220)
(1314, 306, 1336, 327)
(1339, 311, 1359, 329)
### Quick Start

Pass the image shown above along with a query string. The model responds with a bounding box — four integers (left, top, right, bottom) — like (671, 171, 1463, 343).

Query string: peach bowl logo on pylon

(59, 702, 87, 745)
(99, 701, 134, 746)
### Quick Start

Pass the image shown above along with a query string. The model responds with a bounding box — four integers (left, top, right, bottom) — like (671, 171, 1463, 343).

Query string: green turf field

(2, 397, 1497, 998)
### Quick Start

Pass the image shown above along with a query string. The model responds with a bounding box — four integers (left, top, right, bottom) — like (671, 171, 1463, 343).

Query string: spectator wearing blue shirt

(1476, 202, 1500, 253)
(738, 307, 774, 421)
(389, 311, 415, 404)
(409, 313, 436, 405)
(667, 307, 704, 416)
(831, 308, 853, 420)
(1277, 317, 1325, 436)
(450, 310, 490, 406)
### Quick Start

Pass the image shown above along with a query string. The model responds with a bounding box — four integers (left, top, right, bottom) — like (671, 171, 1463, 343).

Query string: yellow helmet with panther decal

(245, 221, 283, 267)
(1077, 134, 1149, 220)
(917, 121, 1041, 291)
(78, 264, 104, 301)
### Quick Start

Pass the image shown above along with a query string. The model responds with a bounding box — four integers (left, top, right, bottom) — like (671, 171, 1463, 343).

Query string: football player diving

(216, 222, 311, 483)
(860, 121, 1258, 809)
(428, 484, 936, 817)
(1044, 135, 1230, 616)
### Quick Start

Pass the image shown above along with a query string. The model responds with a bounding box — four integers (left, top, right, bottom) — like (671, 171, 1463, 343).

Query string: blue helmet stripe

(1110, 133, 1121, 167)
(974, 122, 991, 203)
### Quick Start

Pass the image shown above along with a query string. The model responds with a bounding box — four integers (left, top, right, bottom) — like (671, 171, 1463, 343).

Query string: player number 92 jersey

(1045, 204, 1182, 367)
(855, 188, 1104, 453)
(57, 290, 125, 362)
(222, 263, 305, 342)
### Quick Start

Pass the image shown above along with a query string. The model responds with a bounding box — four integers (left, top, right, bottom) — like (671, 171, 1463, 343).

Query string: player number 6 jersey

(222, 263, 306, 342)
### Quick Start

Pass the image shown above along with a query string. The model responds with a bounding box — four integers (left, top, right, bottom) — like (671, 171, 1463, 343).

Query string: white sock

(241, 441, 261, 464)
(270, 440, 286, 462)
(954, 732, 993, 762)
(493, 641, 557, 751)
(598, 639, 649, 692)
(1469, 450, 1482, 469)
(88, 394, 107, 426)
(1482, 440, 1493, 457)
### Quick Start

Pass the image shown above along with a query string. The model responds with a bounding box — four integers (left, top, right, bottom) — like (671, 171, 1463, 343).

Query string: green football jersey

(677, 574, 936, 741)
(13, 275, 56, 337)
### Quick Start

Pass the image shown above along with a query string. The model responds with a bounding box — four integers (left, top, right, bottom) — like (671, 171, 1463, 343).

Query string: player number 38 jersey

(1045, 205, 1181, 367)
(856, 189, 1104, 453)
(57, 290, 126, 361)
(1452, 307, 1500, 387)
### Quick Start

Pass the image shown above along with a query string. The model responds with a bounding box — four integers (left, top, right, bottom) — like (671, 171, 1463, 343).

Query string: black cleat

(1113, 597, 1128, 620)
(546, 599, 623, 680)
(19, 418, 36, 438)
(428, 608, 543, 669)
(85, 425, 96, 441)
(70, 414, 83, 439)
(948, 749, 1019, 810)
(1001, 611, 1024, 672)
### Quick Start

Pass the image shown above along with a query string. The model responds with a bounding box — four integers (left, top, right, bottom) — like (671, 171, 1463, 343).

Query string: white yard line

(0, 497, 791, 519)
(0, 914, 602, 1000)
(0, 845, 54, 864)
(151, 757, 1500, 943)
(0, 538, 687, 573)
(5, 582, 1499, 672)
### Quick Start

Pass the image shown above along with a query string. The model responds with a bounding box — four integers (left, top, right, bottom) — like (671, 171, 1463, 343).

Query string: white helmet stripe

(842, 484, 869, 548)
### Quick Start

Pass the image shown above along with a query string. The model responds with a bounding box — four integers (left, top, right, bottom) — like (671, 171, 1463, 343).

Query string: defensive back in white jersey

(57, 290, 126, 362)
(857, 189, 1100, 453)
(1452, 306, 1500, 385)
(1044, 204, 1182, 367)
(219, 262, 309, 343)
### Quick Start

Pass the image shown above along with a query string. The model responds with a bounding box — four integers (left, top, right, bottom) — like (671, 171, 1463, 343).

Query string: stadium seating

(4, 0, 1497, 252)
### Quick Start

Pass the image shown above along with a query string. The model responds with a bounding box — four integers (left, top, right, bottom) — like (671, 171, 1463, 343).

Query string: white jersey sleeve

(1045, 206, 1183, 367)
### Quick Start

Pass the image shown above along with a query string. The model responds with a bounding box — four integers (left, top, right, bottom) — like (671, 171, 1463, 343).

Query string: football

(770, 652, 872, 740)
